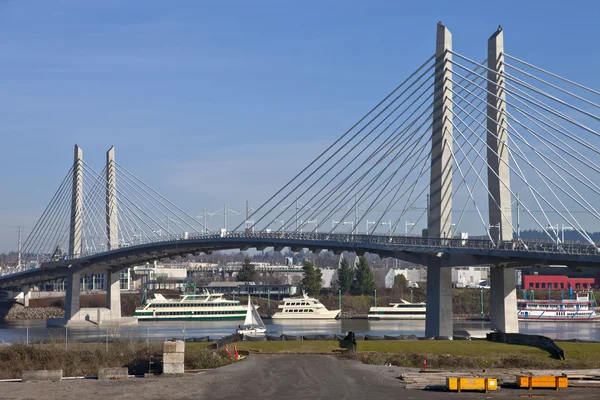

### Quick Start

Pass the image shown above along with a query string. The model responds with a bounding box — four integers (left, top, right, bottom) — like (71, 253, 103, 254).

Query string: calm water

(0, 319, 599, 344)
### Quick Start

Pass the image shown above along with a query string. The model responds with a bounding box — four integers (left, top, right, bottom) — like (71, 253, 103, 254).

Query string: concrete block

(22, 370, 63, 382)
(163, 363, 184, 375)
(98, 367, 129, 381)
(163, 352, 185, 364)
(163, 340, 185, 353)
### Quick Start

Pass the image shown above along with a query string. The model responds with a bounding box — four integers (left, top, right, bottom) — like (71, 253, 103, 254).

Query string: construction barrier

(446, 377, 498, 393)
(517, 375, 568, 390)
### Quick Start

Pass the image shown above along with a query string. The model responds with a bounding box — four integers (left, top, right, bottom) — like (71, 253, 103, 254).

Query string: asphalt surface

(2, 354, 599, 399)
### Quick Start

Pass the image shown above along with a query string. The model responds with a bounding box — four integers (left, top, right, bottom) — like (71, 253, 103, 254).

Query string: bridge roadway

(1, 232, 599, 289)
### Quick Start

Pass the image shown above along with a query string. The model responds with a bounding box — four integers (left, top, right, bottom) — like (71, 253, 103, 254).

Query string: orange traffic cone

(233, 344, 240, 360)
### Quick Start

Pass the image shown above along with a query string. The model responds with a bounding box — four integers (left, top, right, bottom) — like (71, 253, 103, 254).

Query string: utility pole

(295, 196, 299, 231)
(17, 226, 22, 268)
(516, 192, 520, 239)
(354, 194, 358, 234)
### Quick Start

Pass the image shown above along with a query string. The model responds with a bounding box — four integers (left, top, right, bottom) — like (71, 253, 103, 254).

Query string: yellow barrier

(516, 375, 568, 390)
(446, 377, 498, 393)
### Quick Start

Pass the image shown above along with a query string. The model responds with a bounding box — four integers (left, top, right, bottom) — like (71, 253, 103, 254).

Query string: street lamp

(405, 221, 416, 235)
(561, 224, 575, 243)
(381, 220, 392, 235)
(546, 223, 559, 243)
(489, 223, 501, 246)
(300, 219, 318, 233)
(271, 219, 285, 230)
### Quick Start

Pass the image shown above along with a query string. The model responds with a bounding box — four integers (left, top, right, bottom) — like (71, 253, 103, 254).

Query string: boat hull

(134, 315, 245, 321)
(368, 314, 426, 320)
(237, 328, 267, 335)
(271, 309, 340, 319)
(518, 316, 600, 322)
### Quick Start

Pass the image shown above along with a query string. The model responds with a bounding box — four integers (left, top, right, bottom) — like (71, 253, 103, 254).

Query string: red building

(523, 275, 595, 291)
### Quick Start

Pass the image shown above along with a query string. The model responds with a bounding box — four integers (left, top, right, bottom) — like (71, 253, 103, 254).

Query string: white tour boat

(271, 291, 340, 319)
(517, 292, 600, 321)
(133, 291, 247, 321)
(368, 299, 426, 320)
(237, 296, 267, 336)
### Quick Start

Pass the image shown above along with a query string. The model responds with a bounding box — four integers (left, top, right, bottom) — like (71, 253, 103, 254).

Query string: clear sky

(1, 0, 599, 252)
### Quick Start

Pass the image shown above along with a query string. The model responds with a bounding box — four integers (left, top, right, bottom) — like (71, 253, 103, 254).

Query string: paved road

(2, 354, 599, 399)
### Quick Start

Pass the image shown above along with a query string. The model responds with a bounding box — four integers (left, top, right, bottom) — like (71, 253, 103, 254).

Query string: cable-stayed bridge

(3, 23, 600, 336)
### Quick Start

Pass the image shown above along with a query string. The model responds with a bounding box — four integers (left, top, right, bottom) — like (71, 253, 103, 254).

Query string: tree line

(234, 256, 376, 297)
(337, 256, 376, 295)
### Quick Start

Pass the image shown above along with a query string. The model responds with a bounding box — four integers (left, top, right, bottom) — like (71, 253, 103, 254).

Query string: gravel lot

(1, 354, 598, 400)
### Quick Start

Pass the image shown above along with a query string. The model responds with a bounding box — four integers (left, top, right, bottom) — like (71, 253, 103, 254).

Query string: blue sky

(1, 0, 599, 251)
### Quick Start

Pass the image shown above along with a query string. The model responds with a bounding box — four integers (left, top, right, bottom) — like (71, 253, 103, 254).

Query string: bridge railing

(16, 230, 600, 267)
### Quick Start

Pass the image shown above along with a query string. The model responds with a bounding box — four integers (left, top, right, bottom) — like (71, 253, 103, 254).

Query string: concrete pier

(106, 270, 122, 319)
(425, 22, 454, 338)
(425, 258, 453, 337)
(64, 271, 80, 320)
(490, 267, 519, 332)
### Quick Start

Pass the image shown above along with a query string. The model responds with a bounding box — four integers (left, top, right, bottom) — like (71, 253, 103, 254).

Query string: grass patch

(196, 340, 600, 370)
(357, 341, 600, 369)
(0, 341, 232, 379)
(234, 341, 340, 353)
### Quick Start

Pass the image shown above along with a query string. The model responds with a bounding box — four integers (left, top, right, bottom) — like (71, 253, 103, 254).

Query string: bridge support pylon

(64, 271, 81, 320)
(20, 287, 31, 308)
(487, 27, 518, 333)
(490, 267, 518, 332)
(425, 259, 453, 337)
(425, 22, 454, 338)
(106, 270, 121, 320)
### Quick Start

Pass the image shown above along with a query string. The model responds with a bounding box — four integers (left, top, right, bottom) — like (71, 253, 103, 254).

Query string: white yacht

(271, 292, 340, 319)
(517, 292, 600, 321)
(368, 300, 426, 320)
(133, 291, 247, 321)
(237, 296, 267, 336)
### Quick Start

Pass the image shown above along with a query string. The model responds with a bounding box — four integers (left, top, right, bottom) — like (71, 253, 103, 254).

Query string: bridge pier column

(64, 271, 81, 319)
(425, 260, 453, 337)
(21, 287, 31, 308)
(106, 270, 121, 319)
(490, 266, 518, 333)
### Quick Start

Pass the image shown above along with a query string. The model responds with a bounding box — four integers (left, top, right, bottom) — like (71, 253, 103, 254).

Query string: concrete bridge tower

(486, 27, 518, 333)
(65, 145, 83, 320)
(105, 146, 121, 319)
(425, 22, 454, 338)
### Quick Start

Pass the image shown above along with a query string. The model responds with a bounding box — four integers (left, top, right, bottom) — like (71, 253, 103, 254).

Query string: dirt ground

(1, 354, 598, 400)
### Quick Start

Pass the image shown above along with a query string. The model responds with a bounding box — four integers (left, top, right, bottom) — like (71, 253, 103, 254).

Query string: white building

(451, 266, 489, 287)
(321, 268, 337, 288)
(383, 268, 426, 288)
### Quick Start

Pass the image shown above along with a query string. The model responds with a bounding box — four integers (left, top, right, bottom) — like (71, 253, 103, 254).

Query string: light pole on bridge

(561, 224, 575, 244)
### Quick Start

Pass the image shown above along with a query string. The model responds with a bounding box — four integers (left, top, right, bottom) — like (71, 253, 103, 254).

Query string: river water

(1, 319, 599, 343)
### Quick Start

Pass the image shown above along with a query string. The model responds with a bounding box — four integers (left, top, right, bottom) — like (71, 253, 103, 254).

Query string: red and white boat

(517, 292, 600, 321)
